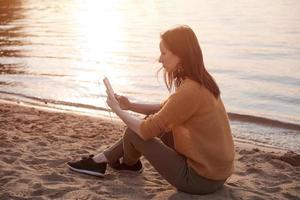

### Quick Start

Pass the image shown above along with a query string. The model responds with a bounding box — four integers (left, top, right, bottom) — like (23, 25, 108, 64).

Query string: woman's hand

(114, 94, 131, 110)
(106, 91, 121, 113)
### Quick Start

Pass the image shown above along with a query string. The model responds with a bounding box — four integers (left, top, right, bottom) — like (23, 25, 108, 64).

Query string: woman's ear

(176, 60, 183, 69)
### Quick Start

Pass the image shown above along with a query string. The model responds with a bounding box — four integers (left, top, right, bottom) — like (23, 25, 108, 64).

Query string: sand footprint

(30, 184, 64, 197)
(1, 155, 18, 164)
(47, 158, 70, 167)
(260, 186, 282, 193)
(38, 171, 75, 183)
(20, 156, 49, 165)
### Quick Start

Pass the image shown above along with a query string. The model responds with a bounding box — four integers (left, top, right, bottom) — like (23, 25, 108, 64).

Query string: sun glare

(72, 0, 124, 75)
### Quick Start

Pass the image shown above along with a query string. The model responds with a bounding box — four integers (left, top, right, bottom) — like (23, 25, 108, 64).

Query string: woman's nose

(159, 55, 162, 63)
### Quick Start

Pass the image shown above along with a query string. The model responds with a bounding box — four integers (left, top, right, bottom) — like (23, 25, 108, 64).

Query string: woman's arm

(113, 107, 146, 139)
(115, 94, 161, 115)
(106, 94, 147, 140)
(129, 102, 161, 115)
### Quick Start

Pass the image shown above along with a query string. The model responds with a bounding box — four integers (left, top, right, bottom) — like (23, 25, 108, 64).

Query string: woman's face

(159, 40, 181, 73)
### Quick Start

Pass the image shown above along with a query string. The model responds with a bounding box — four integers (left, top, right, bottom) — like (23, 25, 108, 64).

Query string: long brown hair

(160, 25, 220, 98)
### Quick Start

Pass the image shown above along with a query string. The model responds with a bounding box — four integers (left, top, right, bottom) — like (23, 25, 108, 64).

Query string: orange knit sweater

(140, 78, 235, 180)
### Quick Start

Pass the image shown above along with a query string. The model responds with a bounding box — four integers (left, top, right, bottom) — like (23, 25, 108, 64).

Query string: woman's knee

(123, 128, 139, 142)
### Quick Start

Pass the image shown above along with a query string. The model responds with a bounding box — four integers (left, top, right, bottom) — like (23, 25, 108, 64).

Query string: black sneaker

(67, 155, 107, 177)
(109, 159, 143, 173)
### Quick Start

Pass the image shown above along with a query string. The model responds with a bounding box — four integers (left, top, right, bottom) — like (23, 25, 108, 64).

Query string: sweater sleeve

(140, 82, 199, 140)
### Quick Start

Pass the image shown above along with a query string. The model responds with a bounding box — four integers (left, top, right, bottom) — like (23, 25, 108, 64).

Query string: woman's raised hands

(114, 94, 131, 111)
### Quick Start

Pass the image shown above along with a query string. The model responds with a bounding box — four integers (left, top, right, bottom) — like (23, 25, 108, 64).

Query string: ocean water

(0, 0, 299, 150)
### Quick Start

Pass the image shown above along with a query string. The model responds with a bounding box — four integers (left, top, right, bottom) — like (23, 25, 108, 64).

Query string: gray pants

(103, 128, 225, 194)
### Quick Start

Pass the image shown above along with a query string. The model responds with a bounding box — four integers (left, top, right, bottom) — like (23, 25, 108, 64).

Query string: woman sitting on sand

(67, 25, 235, 195)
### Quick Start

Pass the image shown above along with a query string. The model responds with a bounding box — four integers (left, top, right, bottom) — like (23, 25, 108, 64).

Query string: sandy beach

(0, 100, 299, 200)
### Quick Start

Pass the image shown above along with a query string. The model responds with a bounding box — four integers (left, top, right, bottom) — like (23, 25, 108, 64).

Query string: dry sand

(0, 100, 299, 200)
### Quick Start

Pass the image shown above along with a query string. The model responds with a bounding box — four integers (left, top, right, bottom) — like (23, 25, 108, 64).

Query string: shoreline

(0, 91, 300, 131)
(0, 99, 290, 153)
(1, 93, 299, 153)
(1, 91, 299, 130)
(0, 100, 300, 199)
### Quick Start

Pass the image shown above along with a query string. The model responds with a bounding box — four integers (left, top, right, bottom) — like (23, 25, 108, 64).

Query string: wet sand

(0, 100, 299, 200)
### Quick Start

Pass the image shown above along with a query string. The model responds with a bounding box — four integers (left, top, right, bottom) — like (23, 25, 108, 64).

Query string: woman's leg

(122, 128, 186, 185)
(121, 128, 225, 194)
(159, 131, 174, 149)
(98, 130, 173, 164)
(102, 138, 123, 163)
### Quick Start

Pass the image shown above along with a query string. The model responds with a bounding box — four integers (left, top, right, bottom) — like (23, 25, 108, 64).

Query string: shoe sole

(111, 167, 143, 174)
(67, 163, 105, 177)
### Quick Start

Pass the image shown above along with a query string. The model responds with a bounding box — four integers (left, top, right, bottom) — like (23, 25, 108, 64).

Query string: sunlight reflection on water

(0, 0, 299, 125)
